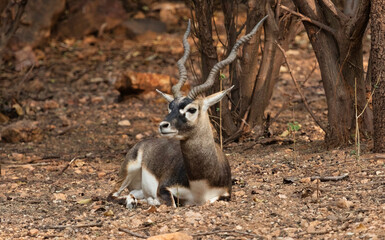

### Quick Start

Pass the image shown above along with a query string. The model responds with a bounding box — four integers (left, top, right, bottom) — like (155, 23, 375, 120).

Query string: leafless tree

(290, 0, 371, 147)
(188, 0, 298, 141)
(370, 0, 385, 152)
(0, 0, 28, 62)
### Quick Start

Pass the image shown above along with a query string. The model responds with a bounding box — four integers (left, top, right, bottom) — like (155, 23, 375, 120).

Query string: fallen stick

(284, 173, 349, 184)
(42, 223, 102, 230)
(311, 173, 349, 181)
(58, 157, 77, 175)
(118, 228, 147, 239)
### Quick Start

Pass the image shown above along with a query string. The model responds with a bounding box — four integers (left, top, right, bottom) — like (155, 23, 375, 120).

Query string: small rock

(159, 225, 169, 233)
(53, 193, 67, 201)
(336, 197, 354, 209)
(91, 96, 104, 103)
(90, 77, 104, 83)
(184, 211, 202, 224)
(278, 194, 287, 199)
(97, 172, 106, 178)
(1, 120, 42, 143)
(307, 220, 321, 233)
(299, 177, 311, 183)
(147, 232, 192, 240)
(28, 228, 39, 237)
(135, 133, 144, 140)
(118, 120, 131, 127)
(44, 100, 59, 110)
(234, 190, 246, 197)
(11, 153, 25, 161)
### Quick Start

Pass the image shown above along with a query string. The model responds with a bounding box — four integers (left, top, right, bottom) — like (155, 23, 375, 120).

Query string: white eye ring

(187, 108, 197, 114)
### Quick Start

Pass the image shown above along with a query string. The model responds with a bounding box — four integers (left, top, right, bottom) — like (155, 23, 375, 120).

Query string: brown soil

(1, 24, 384, 240)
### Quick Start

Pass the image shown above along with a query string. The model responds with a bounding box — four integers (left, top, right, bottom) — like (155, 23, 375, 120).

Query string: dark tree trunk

(190, 0, 297, 140)
(236, 0, 265, 119)
(292, 0, 370, 147)
(370, 0, 385, 152)
(247, 2, 297, 130)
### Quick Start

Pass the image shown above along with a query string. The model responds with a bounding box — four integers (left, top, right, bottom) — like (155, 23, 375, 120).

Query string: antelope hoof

(147, 197, 161, 206)
(125, 194, 138, 209)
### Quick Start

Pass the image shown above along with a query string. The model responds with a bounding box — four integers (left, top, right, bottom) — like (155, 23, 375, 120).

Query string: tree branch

(346, 0, 370, 39)
(280, 4, 337, 38)
(275, 42, 327, 133)
(118, 228, 147, 239)
(318, 0, 349, 22)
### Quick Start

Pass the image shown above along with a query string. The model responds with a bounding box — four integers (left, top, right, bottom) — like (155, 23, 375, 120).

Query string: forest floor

(0, 17, 384, 240)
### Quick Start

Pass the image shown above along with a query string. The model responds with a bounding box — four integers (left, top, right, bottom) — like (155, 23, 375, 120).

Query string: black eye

(187, 108, 197, 114)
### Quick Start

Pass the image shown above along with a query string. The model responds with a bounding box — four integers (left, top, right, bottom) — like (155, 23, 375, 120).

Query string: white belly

(168, 180, 229, 205)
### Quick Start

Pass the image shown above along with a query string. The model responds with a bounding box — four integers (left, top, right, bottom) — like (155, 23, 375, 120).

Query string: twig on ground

(58, 157, 77, 175)
(311, 173, 349, 181)
(42, 223, 103, 230)
(276, 42, 327, 133)
(192, 229, 262, 238)
(284, 173, 349, 184)
(118, 228, 147, 239)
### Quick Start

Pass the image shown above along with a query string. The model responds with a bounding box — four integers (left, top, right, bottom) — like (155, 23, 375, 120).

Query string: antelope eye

(187, 108, 197, 114)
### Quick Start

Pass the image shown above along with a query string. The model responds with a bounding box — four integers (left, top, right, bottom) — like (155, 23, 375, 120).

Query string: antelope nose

(159, 121, 170, 131)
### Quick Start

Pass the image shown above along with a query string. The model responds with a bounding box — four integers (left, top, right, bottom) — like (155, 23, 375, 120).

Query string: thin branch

(318, 0, 348, 22)
(357, 71, 381, 119)
(302, 60, 317, 86)
(41, 223, 103, 230)
(58, 157, 77, 175)
(118, 228, 147, 239)
(311, 173, 349, 181)
(280, 5, 337, 38)
(283, 173, 349, 183)
(212, 15, 227, 49)
(275, 42, 327, 133)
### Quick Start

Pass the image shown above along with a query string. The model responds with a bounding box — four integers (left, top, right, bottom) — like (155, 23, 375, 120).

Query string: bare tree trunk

(292, 0, 370, 147)
(370, 0, 385, 152)
(236, 0, 265, 119)
(247, 1, 298, 132)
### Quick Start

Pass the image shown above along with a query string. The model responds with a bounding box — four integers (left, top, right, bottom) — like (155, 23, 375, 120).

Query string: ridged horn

(171, 19, 191, 98)
(187, 15, 268, 99)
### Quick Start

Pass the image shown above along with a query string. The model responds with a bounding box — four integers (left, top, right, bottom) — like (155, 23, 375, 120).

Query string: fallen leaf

(77, 198, 92, 204)
(118, 120, 131, 126)
(145, 205, 158, 213)
(104, 210, 114, 216)
(280, 130, 290, 137)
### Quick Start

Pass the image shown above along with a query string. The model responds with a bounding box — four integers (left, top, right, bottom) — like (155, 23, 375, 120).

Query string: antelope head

(157, 17, 267, 140)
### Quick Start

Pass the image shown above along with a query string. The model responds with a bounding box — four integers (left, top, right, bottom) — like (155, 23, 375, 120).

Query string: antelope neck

(179, 118, 219, 180)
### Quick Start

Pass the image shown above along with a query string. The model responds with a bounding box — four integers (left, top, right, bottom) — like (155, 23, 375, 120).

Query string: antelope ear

(202, 86, 234, 112)
(156, 89, 174, 102)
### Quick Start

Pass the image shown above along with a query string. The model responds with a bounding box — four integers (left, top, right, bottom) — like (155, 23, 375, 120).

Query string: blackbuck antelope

(108, 16, 267, 208)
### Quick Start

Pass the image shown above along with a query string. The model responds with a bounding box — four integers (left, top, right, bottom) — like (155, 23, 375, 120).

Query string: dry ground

(0, 21, 384, 240)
